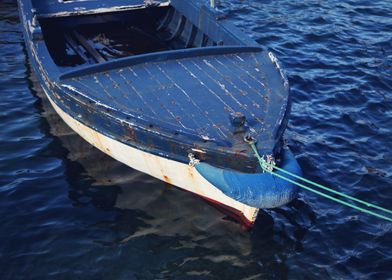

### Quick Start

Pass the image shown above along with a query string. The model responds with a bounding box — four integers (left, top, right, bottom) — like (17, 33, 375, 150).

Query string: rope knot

(261, 154, 276, 173)
(188, 153, 200, 167)
(243, 132, 256, 144)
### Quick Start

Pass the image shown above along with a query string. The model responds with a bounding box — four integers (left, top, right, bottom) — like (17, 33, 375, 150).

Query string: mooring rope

(249, 142, 392, 222)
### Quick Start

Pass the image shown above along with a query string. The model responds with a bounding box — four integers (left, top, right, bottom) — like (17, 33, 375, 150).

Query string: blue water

(1, 0, 391, 279)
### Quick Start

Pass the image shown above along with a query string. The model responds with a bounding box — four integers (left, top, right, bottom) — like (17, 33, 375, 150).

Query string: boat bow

(195, 147, 301, 208)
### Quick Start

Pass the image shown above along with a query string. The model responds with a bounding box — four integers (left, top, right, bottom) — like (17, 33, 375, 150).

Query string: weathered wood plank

(72, 31, 106, 63)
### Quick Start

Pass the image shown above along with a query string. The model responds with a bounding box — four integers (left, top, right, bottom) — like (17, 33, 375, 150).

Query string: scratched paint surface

(63, 52, 279, 140)
(1, 0, 392, 279)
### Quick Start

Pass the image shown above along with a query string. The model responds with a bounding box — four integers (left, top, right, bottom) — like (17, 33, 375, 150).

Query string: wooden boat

(18, 0, 301, 227)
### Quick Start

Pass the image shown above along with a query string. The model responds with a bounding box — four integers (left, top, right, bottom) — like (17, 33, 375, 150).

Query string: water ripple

(0, 0, 391, 279)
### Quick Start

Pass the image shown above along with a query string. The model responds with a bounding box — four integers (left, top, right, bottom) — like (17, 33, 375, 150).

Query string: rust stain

(234, 150, 242, 159)
(188, 168, 195, 180)
(163, 175, 172, 184)
(223, 156, 232, 162)
(125, 125, 136, 142)
(170, 143, 178, 155)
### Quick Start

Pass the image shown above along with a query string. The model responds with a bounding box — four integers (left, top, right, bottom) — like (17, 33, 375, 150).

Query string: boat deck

(60, 47, 288, 151)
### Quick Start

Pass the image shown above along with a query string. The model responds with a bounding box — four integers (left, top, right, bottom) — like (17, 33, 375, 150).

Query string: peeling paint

(268, 51, 289, 88)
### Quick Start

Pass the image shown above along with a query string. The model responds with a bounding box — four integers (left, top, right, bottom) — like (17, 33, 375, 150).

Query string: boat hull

(44, 89, 260, 226)
(18, 0, 302, 227)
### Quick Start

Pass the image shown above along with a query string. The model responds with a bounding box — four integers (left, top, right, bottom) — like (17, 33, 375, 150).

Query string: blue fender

(195, 148, 302, 208)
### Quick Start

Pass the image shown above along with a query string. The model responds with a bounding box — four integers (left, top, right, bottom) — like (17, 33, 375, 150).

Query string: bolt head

(230, 112, 246, 127)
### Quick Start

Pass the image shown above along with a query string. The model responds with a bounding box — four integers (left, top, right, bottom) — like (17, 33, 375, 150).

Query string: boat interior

(37, 3, 228, 70)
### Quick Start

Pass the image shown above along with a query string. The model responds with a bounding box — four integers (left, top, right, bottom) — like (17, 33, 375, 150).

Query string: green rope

(250, 143, 392, 215)
(249, 142, 392, 222)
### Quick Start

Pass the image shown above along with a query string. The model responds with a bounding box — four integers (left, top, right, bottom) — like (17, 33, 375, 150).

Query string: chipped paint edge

(44, 90, 259, 225)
